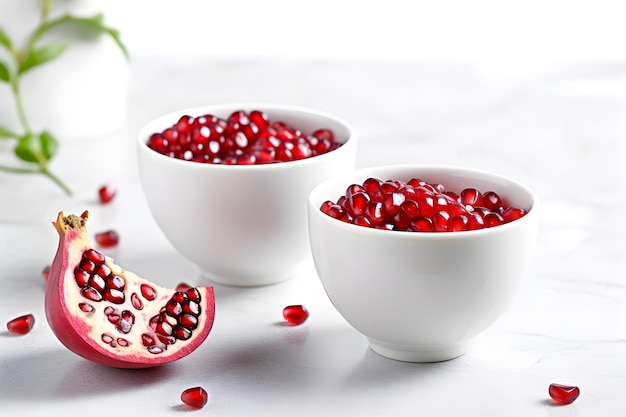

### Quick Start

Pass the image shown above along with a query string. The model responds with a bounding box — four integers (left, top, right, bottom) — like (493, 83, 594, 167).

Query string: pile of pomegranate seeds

(320, 177, 528, 232)
(181, 386, 209, 409)
(283, 305, 309, 325)
(147, 110, 342, 165)
(549, 383, 580, 405)
(6, 314, 35, 335)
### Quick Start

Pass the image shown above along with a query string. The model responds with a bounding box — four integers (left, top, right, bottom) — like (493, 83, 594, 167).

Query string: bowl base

(368, 338, 469, 363)
(199, 262, 305, 287)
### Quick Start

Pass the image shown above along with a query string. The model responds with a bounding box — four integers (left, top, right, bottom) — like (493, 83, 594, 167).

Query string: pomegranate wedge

(45, 211, 215, 369)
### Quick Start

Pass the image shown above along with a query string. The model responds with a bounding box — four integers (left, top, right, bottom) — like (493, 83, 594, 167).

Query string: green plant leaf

(0, 125, 18, 138)
(64, 14, 129, 58)
(39, 131, 59, 159)
(104, 27, 129, 58)
(14, 134, 40, 163)
(19, 43, 67, 74)
(65, 13, 105, 31)
(0, 27, 12, 51)
(0, 59, 10, 83)
(14, 132, 57, 164)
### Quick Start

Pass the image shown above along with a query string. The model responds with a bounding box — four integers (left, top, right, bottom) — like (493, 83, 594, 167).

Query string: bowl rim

(136, 102, 357, 171)
(308, 164, 540, 239)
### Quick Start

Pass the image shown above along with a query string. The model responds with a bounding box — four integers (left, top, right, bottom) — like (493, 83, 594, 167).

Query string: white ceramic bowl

(308, 165, 540, 362)
(137, 103, 357, 286)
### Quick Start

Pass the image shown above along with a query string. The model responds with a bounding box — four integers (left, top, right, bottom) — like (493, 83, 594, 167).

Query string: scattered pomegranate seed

(6, 314, 35, 335)
(176, 282, 192, 291)
(95, 230, 120, 248)
(42, 265, 51, 281)
(98, 185, 116, 204)
(181, 386, 209, 409)
(549, 383, 580, 405)
(283, 305, 309, 325)
(146, 110, 342, 165)
(321, 177, 528, 232)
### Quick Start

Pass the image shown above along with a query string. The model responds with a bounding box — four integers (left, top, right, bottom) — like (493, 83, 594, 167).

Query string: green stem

(0, 164, 39, 174)
(11, 80, 31, 133)
(41, 166, 72, 195)
(0, 163, 72, 196)
(32, 150, 72, 196)
(27, 14, 70, 52)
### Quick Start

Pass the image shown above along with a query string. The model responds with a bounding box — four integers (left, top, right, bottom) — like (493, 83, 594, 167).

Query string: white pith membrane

(46, 212, 214, 367)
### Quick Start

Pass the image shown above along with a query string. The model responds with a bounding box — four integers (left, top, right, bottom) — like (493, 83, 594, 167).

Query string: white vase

(0, 0, 130, 223)
(0, 0, 129, 141)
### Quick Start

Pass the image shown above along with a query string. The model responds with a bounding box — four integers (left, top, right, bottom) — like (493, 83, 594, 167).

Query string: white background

(104, 0, 625, 64)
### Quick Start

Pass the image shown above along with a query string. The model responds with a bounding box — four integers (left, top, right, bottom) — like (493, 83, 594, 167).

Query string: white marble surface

(0, 56, 625, 416)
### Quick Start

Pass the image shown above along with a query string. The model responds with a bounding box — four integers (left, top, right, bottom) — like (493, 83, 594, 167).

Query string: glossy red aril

(181, 386, 209, 409)
(176, 282, 192, 291)
(283, 305, 309, 325)
(95, 230, 119, 248)
(6, 314, 35, 335)
(45, 211, 215, 368)
(549, 383, 580, 405)
(321, 177, 528, 232)
(98, 185, 116, 204)
(42, 265, 51, 281)
(146, 110, 342, 165)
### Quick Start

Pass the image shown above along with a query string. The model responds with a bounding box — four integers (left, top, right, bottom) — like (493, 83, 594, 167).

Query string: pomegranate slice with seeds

(6, 314, 35, 335)
(45, 211, 215, 368)
(181, 386, 209, 409)
(549, 383, 580, 405)
(283, 305, 309, 325)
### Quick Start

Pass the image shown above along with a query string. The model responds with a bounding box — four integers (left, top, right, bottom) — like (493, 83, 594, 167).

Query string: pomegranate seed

(146, 110, 342, 165)
(450, 214, 470, 231)
(181, 386, 209, 409)
(410, 216, 434, 232)
(363, 177, 382, 193)
(42, 265, 50, 281)
(483, 212, 505, 228)
(311, 128, 334, 141)
(95, 230, 119, 248)
(482, 191, 503, 211)
(131, 293, 144, 310)
(549, 383, 580, 405)
(432, 211, 450, 232)
(249, 110, 269, 130)
(351, 216, 370, 226)
(502, 207, 527, 222)
(365, 201, 385, 226)
(345, 192, 370, 218)
(147, 133, 169, 154)
(283, 305, 309, 325)
(175, 115, 195, 134)
(140, 283, 157, 300)
(460, 188, 483, 207)
(6, 314, 35, 335)
(176, 282, 192, 291)
(98, 185, 116, 204)
(407, 178, 426, 188)
(321, 177, 527, 232)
